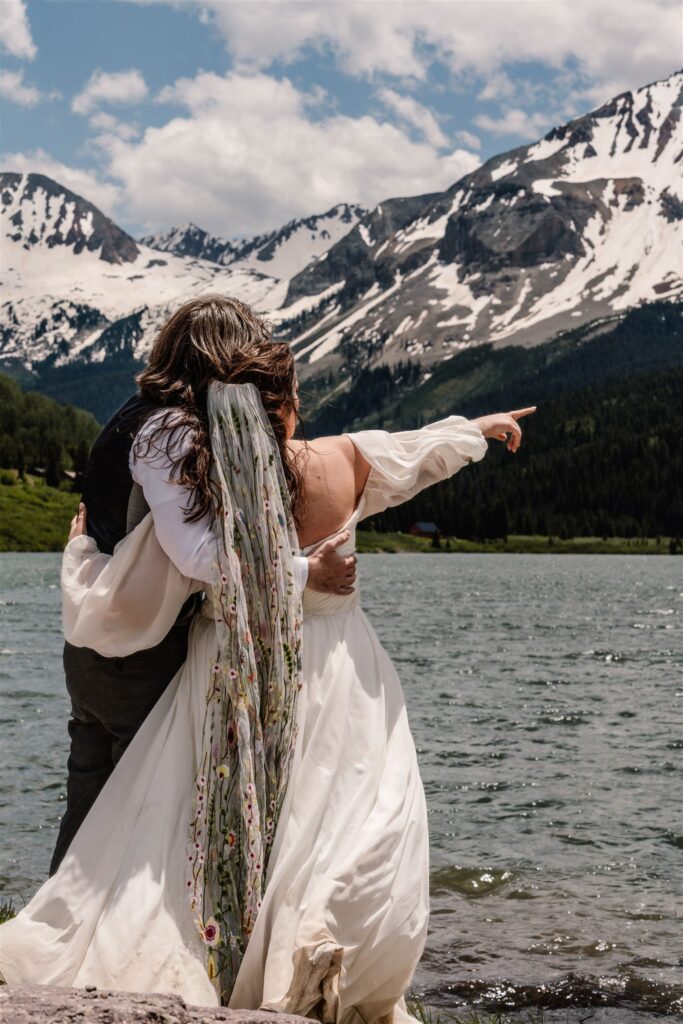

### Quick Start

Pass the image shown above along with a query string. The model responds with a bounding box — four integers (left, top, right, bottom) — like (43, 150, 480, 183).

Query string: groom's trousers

(49, 618, 191, 876)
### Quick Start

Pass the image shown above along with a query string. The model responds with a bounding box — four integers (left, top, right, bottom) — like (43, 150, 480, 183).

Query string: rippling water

(1, 552, 681, 1021)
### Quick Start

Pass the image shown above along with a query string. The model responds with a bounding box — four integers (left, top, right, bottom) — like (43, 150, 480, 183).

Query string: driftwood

(0, 985, 311, 1024)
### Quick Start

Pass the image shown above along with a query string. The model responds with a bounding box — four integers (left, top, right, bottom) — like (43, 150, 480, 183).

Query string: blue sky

(1, 0, 681, 238)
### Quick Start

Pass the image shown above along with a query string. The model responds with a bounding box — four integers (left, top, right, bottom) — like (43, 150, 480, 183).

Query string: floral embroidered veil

(186, 381, 303, 1002)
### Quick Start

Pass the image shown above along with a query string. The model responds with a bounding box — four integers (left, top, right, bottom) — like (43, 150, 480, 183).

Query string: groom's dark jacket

(50, 394, 197, 875)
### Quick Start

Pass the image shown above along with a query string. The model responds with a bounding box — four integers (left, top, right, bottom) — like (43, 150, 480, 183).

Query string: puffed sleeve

(348, 415, 488, 519)
(62, 514, 204, 657)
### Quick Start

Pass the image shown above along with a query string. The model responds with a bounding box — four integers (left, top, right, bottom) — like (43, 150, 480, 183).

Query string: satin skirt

(0, 607, 429, 1023)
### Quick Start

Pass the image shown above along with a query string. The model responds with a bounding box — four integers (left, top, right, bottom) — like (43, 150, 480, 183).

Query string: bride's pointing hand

(473, 407, 536, 453)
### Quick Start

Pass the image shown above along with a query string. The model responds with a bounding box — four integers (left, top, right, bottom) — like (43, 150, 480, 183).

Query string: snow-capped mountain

(0, 179, 360, 370)
(284, 70, 683, 372)
(1, 69, 681, 405)
(141, 203, 366, 281)
(1, 172, 139, 264)
(138, 222, 242, 265)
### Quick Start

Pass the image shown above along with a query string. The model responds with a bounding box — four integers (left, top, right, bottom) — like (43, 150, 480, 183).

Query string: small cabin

(409, 521, 441, 539)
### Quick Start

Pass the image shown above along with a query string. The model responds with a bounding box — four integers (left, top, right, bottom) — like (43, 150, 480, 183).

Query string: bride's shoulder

(289, 435, 369, 500)
(289, 435, 356, 463)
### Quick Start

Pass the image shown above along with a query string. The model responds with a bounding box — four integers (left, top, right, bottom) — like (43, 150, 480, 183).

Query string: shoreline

(0, 479, 678, 556)
(356, 531, 681, 556)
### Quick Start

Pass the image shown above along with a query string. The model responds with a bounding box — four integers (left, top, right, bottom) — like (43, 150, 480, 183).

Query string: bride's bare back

(288, 436, 370, 549)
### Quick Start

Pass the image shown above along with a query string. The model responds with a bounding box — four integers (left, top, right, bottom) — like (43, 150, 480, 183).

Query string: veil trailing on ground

(187, 382, 304, 1003)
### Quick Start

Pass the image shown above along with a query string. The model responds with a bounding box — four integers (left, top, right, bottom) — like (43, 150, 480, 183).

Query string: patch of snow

(490, 158, 518, 182)
(474, 193, 494, 212)
(269, 282, 344, 324)
(525, 134, 568, 163)
(300, 279, 402, 364)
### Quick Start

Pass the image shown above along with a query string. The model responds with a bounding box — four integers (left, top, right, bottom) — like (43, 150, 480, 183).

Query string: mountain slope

(141, 202, 366, 280)
(306, 299, 683, 436)
(0, 178, 361, 377)
(1, 69, 681, 418)
(286, 70, 682, 374)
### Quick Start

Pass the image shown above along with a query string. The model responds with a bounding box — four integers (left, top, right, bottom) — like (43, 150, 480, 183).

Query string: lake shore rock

(0, 985, 311, 1024)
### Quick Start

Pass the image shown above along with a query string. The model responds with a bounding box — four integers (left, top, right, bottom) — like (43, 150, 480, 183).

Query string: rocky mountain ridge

(1, 69, 681, 412)
(1, 172, 139, 264)
(282, 70, 682, 375)
(140, 203, 366, 280)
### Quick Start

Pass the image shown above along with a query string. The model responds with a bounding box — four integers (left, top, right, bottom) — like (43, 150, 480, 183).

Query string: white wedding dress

(0, 417, 486, 1023)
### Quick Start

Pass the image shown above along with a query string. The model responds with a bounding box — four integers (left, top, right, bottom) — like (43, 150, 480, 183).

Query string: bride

(0, 298, 533, 1023)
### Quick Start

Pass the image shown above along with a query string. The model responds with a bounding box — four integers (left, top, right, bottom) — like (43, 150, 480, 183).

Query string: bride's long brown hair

(135, 294, 305, 525)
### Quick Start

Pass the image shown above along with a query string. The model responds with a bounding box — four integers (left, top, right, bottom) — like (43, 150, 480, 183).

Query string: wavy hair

(134, 294, 305, 526)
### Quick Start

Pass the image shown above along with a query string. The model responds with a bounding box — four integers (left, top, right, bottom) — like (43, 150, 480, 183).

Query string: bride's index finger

(509, 407, 537, 420)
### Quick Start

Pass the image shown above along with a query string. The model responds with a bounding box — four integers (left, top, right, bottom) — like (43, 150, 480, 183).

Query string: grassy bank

(0, 475, 678, 556)
(356, 531, 680, 555)
(0, 473, 79, 552)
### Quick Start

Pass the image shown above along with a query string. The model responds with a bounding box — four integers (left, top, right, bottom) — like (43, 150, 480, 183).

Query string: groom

(50, 341, 356, 876)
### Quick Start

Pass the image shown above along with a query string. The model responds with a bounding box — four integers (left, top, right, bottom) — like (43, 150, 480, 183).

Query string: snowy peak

(245, 203, 367, 280)
(284, 192, 440, 306)
(537, 71, 682, 171)
(141, 202, 367, 281)
(280, 70, 682, 370)
(138, 223, 240, 265)
(1, 172, 139, 264)
(484, 70, 683, 190)
(1, 70, 681, 395)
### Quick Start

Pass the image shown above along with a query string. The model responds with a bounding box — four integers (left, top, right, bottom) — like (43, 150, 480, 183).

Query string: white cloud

(377, 87, 448, 148)
(174, 0, 682, 100)
(123, 0, 682, 169)
(0, 0, 36, 60)
(97, 71, 480, 235)
(454, 129, 481, 151)
(72, 69, 148, 116)
(89, 111, 140, 141)
(478, 71, 517, 103)
(0, 148, 122, 218)
(0, 68, 41, 106)
(474, 108, 552, 139)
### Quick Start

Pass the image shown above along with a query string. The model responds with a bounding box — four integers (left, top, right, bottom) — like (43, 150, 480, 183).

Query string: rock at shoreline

(0, 985, 311, 1024)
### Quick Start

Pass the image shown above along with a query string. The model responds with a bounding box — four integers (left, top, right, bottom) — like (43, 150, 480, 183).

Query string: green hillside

(0, 473, 81, 551)
(306, 301, 683, 433)
(0, 377, 100, 550)
(0, 302, 681, 550)
(0, 374, 100, 485)
(366, 366, 683, 540)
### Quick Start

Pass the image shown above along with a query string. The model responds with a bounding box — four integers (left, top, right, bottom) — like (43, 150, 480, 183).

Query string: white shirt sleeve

(130, 410, 308, 591)
(130, 411, 216, 584)
(296, 554, 308, 589)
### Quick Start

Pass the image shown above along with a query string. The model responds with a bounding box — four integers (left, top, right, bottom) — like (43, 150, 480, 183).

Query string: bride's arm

(62, 506, 203, 657)
(349, 408, 535, 518)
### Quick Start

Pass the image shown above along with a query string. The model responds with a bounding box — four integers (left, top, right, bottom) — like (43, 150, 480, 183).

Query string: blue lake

(1, 552, 681, 1020)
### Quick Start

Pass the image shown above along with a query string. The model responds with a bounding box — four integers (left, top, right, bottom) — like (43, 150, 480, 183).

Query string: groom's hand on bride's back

(307, 531, 357, 595)
(68, 503, 88, 542)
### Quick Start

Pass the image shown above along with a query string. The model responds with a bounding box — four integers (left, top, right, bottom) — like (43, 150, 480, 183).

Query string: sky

(1, 0, 681, 239)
